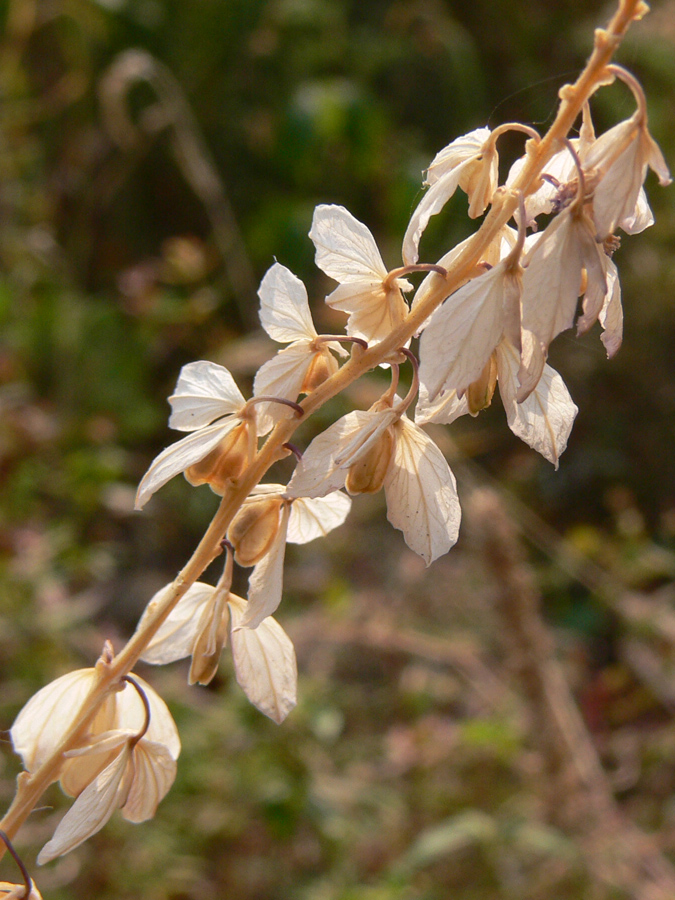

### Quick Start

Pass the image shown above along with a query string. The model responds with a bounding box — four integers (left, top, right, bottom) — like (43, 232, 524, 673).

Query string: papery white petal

(11, 669, 99, 771)
(425, 128, 491, 183)
(121, 740, 177, 823)
(114, 675, 181, 760)
(415, 382, 471, 426)
(240, 504, 291, 629)
(310, 204, 388, 283)
(286, 410, 394, 499)
(419, 260, 513, 400)
(37, 745, 133, 864)
(65, 729, 134, 758)
(287, 492, 351, 543)
(402, 161, 469, 265)
(228, 594, 297, 723)
(0, 882, 42, 899)
(383, 417, 461, 565)
(620, 186, 654, 234)
(140, 582, 215, 665)
(518, 208, 603, 400)
(168, 361, 245, 431)
(135, 418, 238, 510)
(258, 263, 317, 343)
(325, 281, 408, 344)
(496, 341, 577, 468)
(599, 258, 623, 358)
(253, 343, 314, 432)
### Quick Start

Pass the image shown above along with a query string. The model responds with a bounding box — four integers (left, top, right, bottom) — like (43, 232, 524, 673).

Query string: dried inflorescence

(3, 1, 671, 880)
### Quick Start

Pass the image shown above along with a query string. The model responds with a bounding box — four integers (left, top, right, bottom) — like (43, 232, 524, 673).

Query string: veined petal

(258, 262, 317, 343)
(114, 675, 181, 760)
(425, 127, 491, 184)
(325, 281, 408, 345)
(253, 343, 314, 433)
(310, 204, 388, 283)
(228, 594, 297, 723)
(496, 340, 577, 468)
(121, 740, 177, 823)
(11, 668, 100, 772)
(415, 382, 471, 426)
(286, 410, 389, 499)
(384, 417, 461, 565)
(140, 582, 215, 665)
(37, 745, 133, 864)
(168, 361, 245, 431)
(135, 418, 239, 510)
(599, 258, 623, 358)
(402, 159, 470, 265)
(240, 504, 291, 629)
(287, 491, 351, 543)
(419, 259, 514, 400)
(621, 186, 654, 234)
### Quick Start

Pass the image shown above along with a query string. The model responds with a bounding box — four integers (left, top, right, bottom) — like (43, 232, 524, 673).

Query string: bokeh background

(2, 0, 675, 897)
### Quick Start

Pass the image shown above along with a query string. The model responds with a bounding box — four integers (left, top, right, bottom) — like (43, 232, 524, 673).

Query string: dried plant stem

(470, 487, 675, 900)
(0, 0, 648, 858)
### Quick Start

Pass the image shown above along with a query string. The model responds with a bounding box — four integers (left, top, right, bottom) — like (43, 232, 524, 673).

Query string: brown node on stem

(227, 496, 284, 566)
(185, 421, 250, 493)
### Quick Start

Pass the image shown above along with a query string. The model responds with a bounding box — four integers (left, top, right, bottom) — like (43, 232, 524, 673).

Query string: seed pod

(227, 496, 284, 567)
(345, 428, 395, 495)
(466, 354, 497, 415)
(189, 601, 230, 686)
(301, 348, 339, 394)
(185, 421, 250, 493)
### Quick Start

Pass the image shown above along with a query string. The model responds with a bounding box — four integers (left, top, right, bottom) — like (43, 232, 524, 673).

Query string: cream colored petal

(620, 186, 654, 234)
(168, 361, 245, 431)
(252, 343, 314, 433)
(240, 504, 291, 629)
(415, 382, 471, 426)
(425, 128, 490, 183)
(287, 491, 351, 544)
(0, 882, 43, 899)
(11, 668, 98, 772)
(325, 281, 408, 344)
(383, 417, 461, 565)
(310, 204, 388, 283)
(286, 410, 391, 499)
(228, 594, 297, 723)
(140, 582, 215, 665)
(419, 260, 511, 400)
(37, 745, 133, 864)
(135, 418, 238, 510)
(258, 262, 317, 343)
(402, 161, 468, 265)
(599, 258, 623, 358)
(497, 341, 577, 468)
(121, 740, 177, 823)
(114, 675, 181, 760)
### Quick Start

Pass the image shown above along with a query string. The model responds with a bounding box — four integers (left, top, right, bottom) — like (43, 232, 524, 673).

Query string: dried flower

(135, 361, 256, 509)
(287, 401, 461, 565)
(140, 580, 297, 723)
(309, 204, 412, 345)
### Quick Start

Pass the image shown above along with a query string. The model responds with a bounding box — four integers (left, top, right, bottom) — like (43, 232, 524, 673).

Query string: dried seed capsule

(466, 354, 497, 415)
(227, 496, 284, 567)
(300, 349, 339, 394)
(345, 428, 395, 495)
(185, 421, 250, 493)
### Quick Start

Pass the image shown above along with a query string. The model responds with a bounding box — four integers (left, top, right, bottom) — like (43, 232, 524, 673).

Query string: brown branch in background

(98, 50, 258, 327)
(469, 486, 675, 900)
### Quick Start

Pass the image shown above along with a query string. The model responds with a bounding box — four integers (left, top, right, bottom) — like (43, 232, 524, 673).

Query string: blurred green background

(2, 0, 675, 897)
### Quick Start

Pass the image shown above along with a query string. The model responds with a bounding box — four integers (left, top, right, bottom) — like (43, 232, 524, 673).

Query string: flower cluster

(7, 51, 670, 874)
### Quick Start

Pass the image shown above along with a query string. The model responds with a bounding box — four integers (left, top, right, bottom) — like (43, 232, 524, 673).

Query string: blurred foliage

(1, 0, 675, 897)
